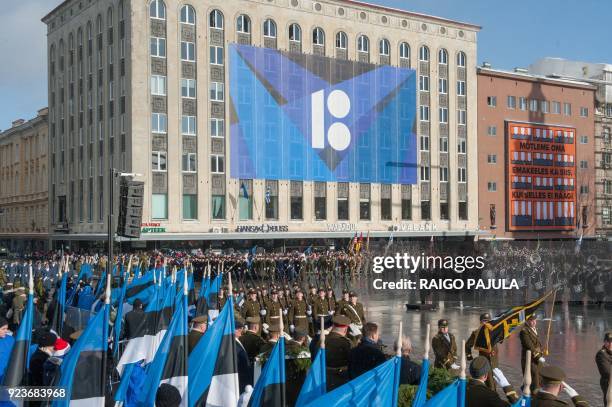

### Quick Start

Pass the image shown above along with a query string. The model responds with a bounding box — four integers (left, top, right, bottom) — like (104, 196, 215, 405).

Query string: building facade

(528, 58, 612, 239)
(477, 66, 596, 239)
(43, 0, 480, 248)
(0, 108, 50, 252)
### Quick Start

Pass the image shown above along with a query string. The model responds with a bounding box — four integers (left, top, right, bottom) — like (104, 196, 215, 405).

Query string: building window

(457, 109, 466, 125)
(211, 155, 224, 173)
(440, 137, 448, 152)
(580, 107, 588, 117)
(487, 154, 497, 164)
(541, 100, 549, 113)
(579, 160, 588, 169)
(564, 102, 572, 116)
(263, 19, 277, 38)
(459, 202, 468, 220)
(439, 107, 448, 123)
(420, 166, 430, 181)
(314, 182, 326, 220)
(519, 97, 527, 111)
(418, 45, 429, 62)
(487, 126, 497, 136)
(180, 5, 195, 25)
(458, 167, 467, 182)
(580, 185, 588, 194)
(289, 23, 301, 42)
(381, 185, 392, 220)
(438, 49, 448, 65)
(457, 81, 466, 96)
(357, 35, 369, 52)
(580, 135, 588, 144)
(265, 181, 278, 220)
(211, 195, 225, 219)
(337, 182, 349, 220)
(336, 31, 347, 49)
(604, 180, 612, 195)
(182, 153, 196, 172)
(399, 42, 410, 61)
(439, 78, 448, 94)
(401, 193, 411, 220)
(313, 27, 325, 46)
(152, 193, 168, 219)
(151, 113, 167, 133)
(488, 182, 497, 192)
(603, 207, 611, 225)
(210, 118, 224, 138)
(440, 202, 449, 220)
(149, 0, 166, 20)
(359, 184, 370, 221)
(210, 46, 224, 65)
(181, 41, 195, 61)
(456, 51, 466, 67)
(421, 201, 431, 220)
(290, 181, 303, 220)
(419, 75, 430, 92)
(181, 79, 196, 98)
(210, 82, 224, 101)
(152, 151, 167, 171)
(507, 96, 516, 109)
(529, 99, 538, 112)
(182, 116, 196, 135)
(183, 194, 197, 220)
(379, 39, 390, 56)
(458, 139, 466, 154)
(419, 105, 429, 122)
(487, 96, 497, 107)
(150, 37, 166, 57)
(209, 9, 224, 29)
(151, 75, 166, 96)
(440, 166, 448, 182)
(552, 101, 561, 114)
(239, 180, 253, 220)
(236, 14, 251, 34)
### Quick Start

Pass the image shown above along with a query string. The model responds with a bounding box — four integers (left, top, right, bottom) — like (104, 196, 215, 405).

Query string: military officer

(466, 313, 499, 391)
(312, 287, 331, 323)
(432, 319, 458, 370)
(288, 289, 309, 335)
(241, 288, 261, 320)
(595, 332, 611, 406)
(188, 315, 208, 354)
(326, 287, 336, 315)
(319, 315, 354, 391)
(340, 291, 366, 341)
(306, 285, 318, 307)
(335, 289, 350, 314)
(264, 289, 283, 330)
(519, 314, 546, 392)
(240, 316, 266, 362)
(466, 356, 512, 407)
(532, 365, 589, 406)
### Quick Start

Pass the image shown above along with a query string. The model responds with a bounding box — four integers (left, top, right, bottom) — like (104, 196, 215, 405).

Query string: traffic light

(117, 179, 144, 238)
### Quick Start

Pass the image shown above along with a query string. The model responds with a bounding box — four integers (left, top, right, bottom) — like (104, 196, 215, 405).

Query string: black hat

(539, 365, 566, 384)
(0, 317, 8, 328)
(155, 383, 182, 407)
(469, 356, 491, 378)
(349, 291, 358, 298)
(438, 319, 449, 328)
(480, 313, 491, 322)
(604, 332, 612, 342)
(332, 315, 351, 327)
(38, 330, 57, 347)
(133, 299, 144, 309)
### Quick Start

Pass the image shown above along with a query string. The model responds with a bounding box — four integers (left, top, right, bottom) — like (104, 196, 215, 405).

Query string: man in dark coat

(239, 317, 266, 363)
(234, 318, 252, 393)
(519, 314, 545, 393)
(348, 322, 387, 379)
(317, 315, 354, 391)
(28, 330, 57, 386)
(595, 332, 611, 406)
(532, 365, 590, 406)
(432, 318, 458, 370)
(122, 299, 145, 339)
(466, 356, 510, 407)
(394, 335, 421, 385)
(188, 315, 207, 354)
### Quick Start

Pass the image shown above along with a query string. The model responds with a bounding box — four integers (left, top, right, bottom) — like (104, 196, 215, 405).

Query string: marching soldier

(595, 332, 611, 406)
(532, 366, 590, 406)
(519, 314, 545, 392)
(312, 287, 331, 323)
(264, 289, 283, 331)
(326, 287, 336, 315)
(306, 285, 318, 307)
(340, 291, 366, 341)
(239, 316, 266, 363)
(466, 313, 499, 391)
(241, 288, 261, 320)
(336, 289, 350, 314)
(432, 319, 458, 370)
(288, 289, 309, 335)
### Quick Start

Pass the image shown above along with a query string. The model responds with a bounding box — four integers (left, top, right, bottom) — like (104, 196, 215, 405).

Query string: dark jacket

(28, 348, 51, 386)
(532, 390, 590, 406)
(235, 338, 252, 393)
(399, 356, 421, 385)
(466, 379, 510, 407)
(348, 337, 387, 379)
(122, 308, 145, 339)
(595, 347, 611, 405)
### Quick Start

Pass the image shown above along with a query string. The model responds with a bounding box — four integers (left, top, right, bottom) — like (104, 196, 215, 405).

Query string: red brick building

(477, 66, 596, 239)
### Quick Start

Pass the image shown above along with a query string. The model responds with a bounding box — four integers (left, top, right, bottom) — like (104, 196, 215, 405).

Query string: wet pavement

(351, 275, 611, 406)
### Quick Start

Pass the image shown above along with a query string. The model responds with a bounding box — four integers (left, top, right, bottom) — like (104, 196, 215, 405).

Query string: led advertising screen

(229, 44, 417, 184)
(506, 121, 576, 231)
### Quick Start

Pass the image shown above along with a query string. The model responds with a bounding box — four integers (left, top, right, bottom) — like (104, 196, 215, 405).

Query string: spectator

(348, 322, 386, 379)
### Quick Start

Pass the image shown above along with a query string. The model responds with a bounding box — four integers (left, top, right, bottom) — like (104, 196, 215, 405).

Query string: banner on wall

(506, 121, 576, 231)
(228, 44, 418, 184)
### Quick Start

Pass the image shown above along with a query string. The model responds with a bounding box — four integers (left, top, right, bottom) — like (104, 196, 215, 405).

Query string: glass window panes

(152, 193, 168, 219)
(564, 103, 572, 116)
(440, 137, 448, 152)
(552, 101, 561, 114)
(456, 51, 466, 67)
(399, 42, 410, 60)
(211, 155, 224, 173)
(438, 49, 448, 64)
(439, 78, 447, 94)
(183, 194, 197, 219)
(420, 105, 429, 122)
(181, 79, 196, 98)
(519, 97, 527, 111)
(239, 180, 253, 220)
(439, 107, 448, 123)
(419, 46, 429, 61)
(210, 118, 224, 138)
(211, 195, 225, 219)
(419, 75, 430, 91)
(210, 46, 223, 65)
(150, 0, 166, 20)
(182, 153, 196, 172)
(379, 39, 390, 56)
(152, 151, 167, 171)
(181, 116, 196, 135)
(507, 96, 516, 109)
(289, 23, 301, 42)
(210, 82, 224, 101)
(336, 32, 347, 49)
(180, 5, 195, 24)
(357, 35, 369, 52)
(181, 41, 195, 61)
(421, 201, 431, 220)
(420, 166, 430, 181)
(313, 27, 325, 46)
(150, 37, 166, 57)
(151, 75, 166, 95)
(151, 113, 167, 133)
(209, 10, 223, 29)
(457, 81, 466, 96)
(263, 19, 277, 38)
(237, 15, 251, 34)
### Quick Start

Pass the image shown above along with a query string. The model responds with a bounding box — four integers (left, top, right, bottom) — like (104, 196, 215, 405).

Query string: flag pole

(460, 340, 466, 380)
(279, 309, 284, 336)
(28, 264, 33, 296)
(396, 321, 403, 357)
(544, 289, 557, 356)
(524, 350, 532, 397)
(423, 323, 430, 360)
(228, 270, 233, 299)
(320, 316, 326, 349)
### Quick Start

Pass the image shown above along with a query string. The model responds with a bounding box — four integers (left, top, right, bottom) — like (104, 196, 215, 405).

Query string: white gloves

(562, 382, 578, 398)
(328, 310, 334, 316)
(260, 309, 267, 316)
(306, 309, 312, 316)
(283, 309, 288, 315)
(290, 324, 295, 333)
(493, 368, 510, 388)
(538, 357, 545, 364)
(450, 363, 460, 370)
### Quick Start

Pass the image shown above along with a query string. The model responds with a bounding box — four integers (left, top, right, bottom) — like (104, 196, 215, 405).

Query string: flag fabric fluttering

(295, 340, 325, 406)
(204, 272, 223, 309)
(422, 378, 466, 407)
(248, 337, 286, 407)
(125, 270, 157, 305)
(51, 271, 68, 337)
(412, 358, 430, 407)
(113, 272, 129, 357)
(188, 298, 239, 407)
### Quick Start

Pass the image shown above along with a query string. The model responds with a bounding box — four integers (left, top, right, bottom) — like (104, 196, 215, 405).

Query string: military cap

(327, 286, 333, 291)
(604, 332, 611, 342)
(527, 313, 538, 321)
(318, 287, 325, 293)
(248, 288, 256, 295)
(293, 329, 308, 338)
(270, 289, 278, 295)
(349, 291, 358, 298)
(469, 356, 491, 378)
(539, 365, 566, 384)
(438, 319, 449, 328)
(192, 315, 208, 324)
(268, 323, 282, 333)
(342, 289, 349, 294)
(480, 313, 491, 322)
(284, 285, 289, 289)
(246, 316, 261, 324)
(332, 315, 351, 327)
(309, 284, 316, 289)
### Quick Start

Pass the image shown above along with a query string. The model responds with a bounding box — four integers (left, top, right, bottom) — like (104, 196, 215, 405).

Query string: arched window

(180, 5, 195, 25)
(209, 9, 223, 29)
(379, 39, 390, 56)
(97, 15, 103, 34)
(149, 0, 166, 20)
(457, 51, 466, 67)
(419, 45, 429, 62)
(336, 31, 347, 49)
(399, 42, 410, 60)
(263, 19, 276, 38)
(357, 35, 369, 52)
(237, 14, 251, 34)
(107, 7, 113, 27)
(438, 48, 448, 65)
(118, 0, 124, 21)
(289, 23, 301, 42)
(312, 27, 325, 46)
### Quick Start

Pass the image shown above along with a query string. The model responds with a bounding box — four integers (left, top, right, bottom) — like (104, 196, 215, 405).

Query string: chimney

(11, 119, 25, 128)
(482, 62, 491, 68)
(514, 67, 528, 74)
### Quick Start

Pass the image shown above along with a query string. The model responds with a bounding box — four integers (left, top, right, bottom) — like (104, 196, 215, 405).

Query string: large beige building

(0, 108, 49, 252)
(43, 0, 480, 248)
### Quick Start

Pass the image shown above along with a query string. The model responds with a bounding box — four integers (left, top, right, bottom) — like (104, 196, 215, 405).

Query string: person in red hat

(42, 337, 71, 385)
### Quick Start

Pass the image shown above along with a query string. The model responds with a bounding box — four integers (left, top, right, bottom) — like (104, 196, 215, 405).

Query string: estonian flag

(188, 298, 239, 407)
(204, 273, 222, 309)
(412, 358, 430, 407)
(51, 271, 68, 337)
(422, 378, 466, 406)
(2, 269, 35, 387)
(295, 344, 325, 406)
(137, 276, 189, 406)
(248, 338, 286, 407)
(113, 272, 129, 357)
(125, 269, 158, 305)
(52, 288, 110, 406)
(302, 356, 401, 407)
(196, 272, 211, 317)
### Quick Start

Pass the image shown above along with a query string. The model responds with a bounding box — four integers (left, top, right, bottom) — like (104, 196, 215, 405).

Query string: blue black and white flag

(248, 337, 286, 407)
(423, 378, 466, 407)
(295, 343, 325, 406)
(125, 269, 157, 305)
(412, 358, 430, 407)
(51, 271, 68, 336)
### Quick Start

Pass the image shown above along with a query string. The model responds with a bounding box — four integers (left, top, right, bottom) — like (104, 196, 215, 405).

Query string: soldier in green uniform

(340, 291, 366, 341)
(318, 315, 354, 391)
(595, 332, 611, 406)
(11, 286, 27, 326)
(326, 287, 336, 315)
(188, 315, 208, 354)
(288, 289, 309, 335)
(312, 287, 331, 323)
(306, 285, 318, 307)
(241, 289, 261, 320)
(466, 313, 498, 391)
(466, 356, 512, 407)
(240, 316, 266, 362)
(519, 314, 545, 393)
(335, 290, 350, 314)
(532, 366, 590, 407)
(432, 319, 458, 370)
(264, 289, 283, 331)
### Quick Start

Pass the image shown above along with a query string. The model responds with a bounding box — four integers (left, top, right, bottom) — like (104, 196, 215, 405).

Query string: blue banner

(229, 44, 417, 184)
